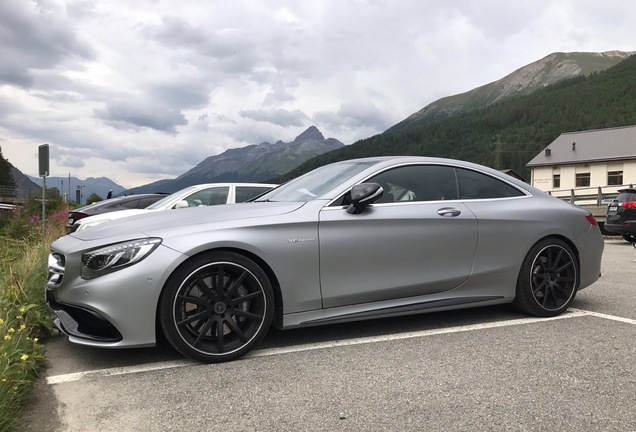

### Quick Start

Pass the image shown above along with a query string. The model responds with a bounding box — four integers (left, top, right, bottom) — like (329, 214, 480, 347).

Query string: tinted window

(457, 169, 524, 199)
(617, 191, 636, 203)
(137, 197, 161, 208)
(235, 186, 272, 203)
(185, 187, 230, 207)
(367, 165, 458, 203)
(119, 199, 141, 209)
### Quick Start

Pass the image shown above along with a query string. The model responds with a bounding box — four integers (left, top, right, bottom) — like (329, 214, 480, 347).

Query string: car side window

(185, 187, 230, 207)
(119, 199, 140, 209)
(236, 186, 272, 203)
(457, 168, 524, 199)
(137, 197, 160, 208)
(366, 165, 458, 203)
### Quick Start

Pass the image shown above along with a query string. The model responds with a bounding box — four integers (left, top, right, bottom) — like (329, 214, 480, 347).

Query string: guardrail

(547, 184, 634, 206)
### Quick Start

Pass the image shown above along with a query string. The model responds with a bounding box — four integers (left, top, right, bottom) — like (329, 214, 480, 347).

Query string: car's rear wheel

(621, 233, 636, 243)
(159, 251, 274, 363)
(513, 238, 578, 317)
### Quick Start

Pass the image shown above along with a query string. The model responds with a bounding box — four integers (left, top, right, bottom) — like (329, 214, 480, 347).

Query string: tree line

(278, 54, 636, 182)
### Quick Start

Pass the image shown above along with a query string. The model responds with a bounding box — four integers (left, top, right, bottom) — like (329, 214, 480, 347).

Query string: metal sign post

(38, 144, 49, 235)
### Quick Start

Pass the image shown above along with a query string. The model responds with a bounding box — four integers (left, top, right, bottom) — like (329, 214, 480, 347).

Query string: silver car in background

(46, 156, 603, 363)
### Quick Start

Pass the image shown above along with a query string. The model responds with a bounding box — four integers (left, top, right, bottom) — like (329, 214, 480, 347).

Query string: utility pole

(76, 185, 85, 204)
(38, 144, 49, 235)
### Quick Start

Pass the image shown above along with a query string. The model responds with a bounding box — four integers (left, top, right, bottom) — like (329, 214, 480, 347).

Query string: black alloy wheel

(159, 251, 274, 363)
(513, 238, 578, 317)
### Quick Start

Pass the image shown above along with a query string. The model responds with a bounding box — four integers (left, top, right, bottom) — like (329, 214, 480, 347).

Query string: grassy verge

(0, 210, 66, 432)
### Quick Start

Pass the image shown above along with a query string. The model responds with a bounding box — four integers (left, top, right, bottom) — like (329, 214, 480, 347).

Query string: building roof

(499, 169, 527, 182)
(526, 125, 636, 167)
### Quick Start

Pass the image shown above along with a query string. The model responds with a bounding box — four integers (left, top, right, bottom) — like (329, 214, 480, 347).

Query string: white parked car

(73, 183, 276, 231)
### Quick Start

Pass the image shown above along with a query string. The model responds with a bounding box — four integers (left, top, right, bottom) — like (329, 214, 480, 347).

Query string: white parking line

(570, 308, 636, 325)
(46, 360, 197, 385)
(45, 308, 634, 385)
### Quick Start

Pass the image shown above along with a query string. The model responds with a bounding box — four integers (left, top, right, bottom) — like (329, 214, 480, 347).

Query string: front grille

(47, 252, 65, 286)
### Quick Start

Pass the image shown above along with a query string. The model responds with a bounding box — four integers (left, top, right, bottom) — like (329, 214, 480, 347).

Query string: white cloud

(1, 0, 635, 188)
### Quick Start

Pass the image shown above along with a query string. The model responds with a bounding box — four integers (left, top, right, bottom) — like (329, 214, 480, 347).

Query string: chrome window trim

(325, 162, 531, 208)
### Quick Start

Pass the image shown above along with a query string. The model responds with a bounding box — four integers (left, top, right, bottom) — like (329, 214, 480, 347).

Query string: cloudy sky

(1, 0, 635, 188)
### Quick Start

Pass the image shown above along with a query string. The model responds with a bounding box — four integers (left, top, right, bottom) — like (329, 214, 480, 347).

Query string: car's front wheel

(513, 238, 578, 317)
(159, 251, 274, 363)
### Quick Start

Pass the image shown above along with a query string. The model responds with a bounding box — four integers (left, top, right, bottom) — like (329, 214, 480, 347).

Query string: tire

(512, 238, 578, 317)
(159, 251, 274, 363)
(622, 233, 636, 243)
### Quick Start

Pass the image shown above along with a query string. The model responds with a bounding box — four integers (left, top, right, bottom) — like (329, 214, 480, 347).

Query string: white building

(527, 125, 636, 200)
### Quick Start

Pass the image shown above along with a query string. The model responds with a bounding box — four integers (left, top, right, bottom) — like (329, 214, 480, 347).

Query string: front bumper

(46, 238, 187, 348)
(46, 288, 122, 342)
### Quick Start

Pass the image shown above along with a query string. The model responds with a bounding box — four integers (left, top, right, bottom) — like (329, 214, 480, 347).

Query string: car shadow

(44, 304, 527, 375)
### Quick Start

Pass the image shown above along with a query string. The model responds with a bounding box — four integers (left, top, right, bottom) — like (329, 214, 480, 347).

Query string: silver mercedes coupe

(46, 156, 604, 362)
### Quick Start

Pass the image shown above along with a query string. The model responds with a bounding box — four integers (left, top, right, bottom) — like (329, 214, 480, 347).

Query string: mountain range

(280, 50, 636, 182)
(25, 175, 126, 203)
(3, 50, 634, 201)
(388, 51, 633, 132)
(125, 125, 344, 194)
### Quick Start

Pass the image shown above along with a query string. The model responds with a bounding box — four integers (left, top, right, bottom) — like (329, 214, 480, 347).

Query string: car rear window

(617, 191, 636, 202)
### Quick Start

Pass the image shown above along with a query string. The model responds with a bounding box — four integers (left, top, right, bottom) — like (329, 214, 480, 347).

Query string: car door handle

(437, 208, 462, 217)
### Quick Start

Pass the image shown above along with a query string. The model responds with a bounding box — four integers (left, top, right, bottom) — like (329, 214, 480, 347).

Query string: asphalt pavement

(20, 239, 636, 432)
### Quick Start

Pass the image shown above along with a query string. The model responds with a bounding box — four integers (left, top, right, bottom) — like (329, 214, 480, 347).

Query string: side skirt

(282, 295, 506, 329)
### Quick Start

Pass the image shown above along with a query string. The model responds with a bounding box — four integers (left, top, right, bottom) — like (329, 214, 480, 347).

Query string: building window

(575, 173, 590, 187)
(553, 174, 560, 188)
(608, 171, 623, 186)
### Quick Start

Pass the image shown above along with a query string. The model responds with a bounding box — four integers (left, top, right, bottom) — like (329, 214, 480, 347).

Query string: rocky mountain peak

(124, 126, 345, 193)
(294, 126, 325, 143)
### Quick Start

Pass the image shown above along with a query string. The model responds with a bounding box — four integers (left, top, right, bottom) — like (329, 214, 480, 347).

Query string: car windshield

(145, 186, 199, 210)
(255, 160, 377, 202)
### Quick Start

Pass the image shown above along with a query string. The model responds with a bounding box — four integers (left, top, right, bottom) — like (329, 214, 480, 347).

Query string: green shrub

(0, 205, 67, 431)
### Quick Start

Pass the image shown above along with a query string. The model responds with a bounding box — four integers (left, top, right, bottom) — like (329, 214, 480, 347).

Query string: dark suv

(605, 188, 636, 242)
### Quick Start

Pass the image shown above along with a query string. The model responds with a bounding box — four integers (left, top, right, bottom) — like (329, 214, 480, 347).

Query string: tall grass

(0, 208, 67, 432)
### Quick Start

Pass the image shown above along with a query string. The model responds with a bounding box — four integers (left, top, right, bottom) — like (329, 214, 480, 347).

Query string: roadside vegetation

(0, 193, 67, 432)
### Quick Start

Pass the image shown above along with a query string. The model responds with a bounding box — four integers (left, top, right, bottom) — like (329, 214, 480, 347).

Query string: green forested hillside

(279, 54, 636, 182)
(0, 147, 16, 190)
(387, 51, 632, 132)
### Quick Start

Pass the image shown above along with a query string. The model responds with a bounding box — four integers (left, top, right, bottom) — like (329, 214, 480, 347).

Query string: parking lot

(22, 239, 636, 431)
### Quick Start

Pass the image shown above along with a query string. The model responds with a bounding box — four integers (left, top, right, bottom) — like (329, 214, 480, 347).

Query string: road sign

(39, 144, 49, 177)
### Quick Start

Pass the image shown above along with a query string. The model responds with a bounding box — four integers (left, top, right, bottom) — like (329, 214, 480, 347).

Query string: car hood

(79, 208, 152, 224)
(69, 201, 306, 241)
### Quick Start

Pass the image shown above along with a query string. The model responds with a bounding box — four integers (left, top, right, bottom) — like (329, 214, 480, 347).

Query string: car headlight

(81, 238, 162, 280)
(76, 219, 110, 231)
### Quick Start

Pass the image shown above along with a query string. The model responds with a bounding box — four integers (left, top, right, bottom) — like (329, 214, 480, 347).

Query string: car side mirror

(346, 183, 383, 214)
(174, 200, 189, 209)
